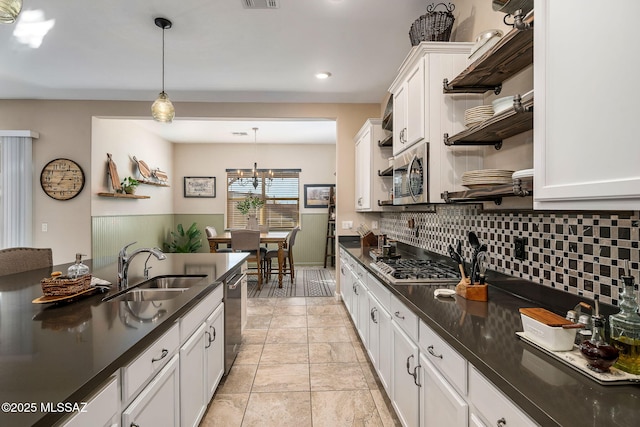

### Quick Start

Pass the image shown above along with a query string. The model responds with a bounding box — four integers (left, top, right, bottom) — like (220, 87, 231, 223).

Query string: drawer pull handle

(211, 325, 216, 342)
(394, 311, 405, 320)
(427, 345, 443, 359)
(497, 418, 506, 427)
(131, 423, 140, 427)
(406, 354, 414, 375)
(353, 284, 358, 295)
(370, 307, 378, 323)
(152, 348, 168, 363)
(412, 365, 422, 387)
(205, 331, 212, 348)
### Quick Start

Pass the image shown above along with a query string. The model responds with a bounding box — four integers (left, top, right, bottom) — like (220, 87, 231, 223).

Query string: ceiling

(0, 0, 429, 142)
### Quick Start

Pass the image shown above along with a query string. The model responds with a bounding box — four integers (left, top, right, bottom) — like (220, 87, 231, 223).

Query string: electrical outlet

(371, 221, 379, 230)
(341, 221, 353, 230)
(41, 223, 48, 232)
(514, 236, 527, 261)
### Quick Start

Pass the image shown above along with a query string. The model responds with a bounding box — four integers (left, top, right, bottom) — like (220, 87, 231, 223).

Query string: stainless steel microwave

(393, 142, 428, 205)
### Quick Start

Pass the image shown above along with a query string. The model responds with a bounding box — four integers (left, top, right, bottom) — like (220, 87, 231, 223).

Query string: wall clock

(40, 158, 86, 201)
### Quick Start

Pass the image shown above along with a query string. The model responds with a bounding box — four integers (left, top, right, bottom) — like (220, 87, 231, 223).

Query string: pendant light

(151, 17, 175, 123)
(0, 0, 21, 23)
(252, 127, 259, 189)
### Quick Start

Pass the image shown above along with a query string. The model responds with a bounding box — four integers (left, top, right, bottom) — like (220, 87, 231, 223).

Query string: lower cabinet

(122, 354, 180, 427)
(60, 376, 119, 427)
(180, 323, 208, 427)
(391, 321, 420, 427)
(205, 303, 225, 400)
(419, 355, 468, 427)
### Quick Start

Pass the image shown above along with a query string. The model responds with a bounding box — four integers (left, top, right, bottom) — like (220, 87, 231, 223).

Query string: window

(226, 169, 300, 230)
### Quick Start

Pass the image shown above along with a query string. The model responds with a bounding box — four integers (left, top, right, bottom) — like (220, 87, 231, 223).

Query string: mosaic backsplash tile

(380, 207, 640, 306)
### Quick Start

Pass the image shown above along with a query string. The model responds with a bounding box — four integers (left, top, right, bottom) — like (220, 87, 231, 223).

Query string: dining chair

(205, 226, 232, 253)
(230, 229, 264, 288)
(0, 247, 53, 276)
(265, 226, 300, 282)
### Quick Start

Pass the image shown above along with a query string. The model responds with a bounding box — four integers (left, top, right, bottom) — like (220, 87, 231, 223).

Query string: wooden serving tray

(32, 287, 98, 304)
(519, 307, 573, 327)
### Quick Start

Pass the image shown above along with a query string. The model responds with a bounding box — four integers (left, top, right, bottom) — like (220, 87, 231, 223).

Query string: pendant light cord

(161, 25, 165, 93)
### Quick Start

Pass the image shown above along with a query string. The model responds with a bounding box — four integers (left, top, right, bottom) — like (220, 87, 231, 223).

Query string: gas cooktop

(369, 258, 460, 284)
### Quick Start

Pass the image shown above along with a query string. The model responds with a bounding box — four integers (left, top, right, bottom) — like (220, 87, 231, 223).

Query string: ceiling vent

(242, 0, 279, 9)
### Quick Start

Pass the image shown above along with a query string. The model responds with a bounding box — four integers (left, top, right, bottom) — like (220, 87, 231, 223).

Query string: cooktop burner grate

(369, 258, 460, 284)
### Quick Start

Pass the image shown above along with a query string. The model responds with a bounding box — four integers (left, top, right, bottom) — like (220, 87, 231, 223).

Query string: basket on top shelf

(409, 3, 455, 46)
(41, 274, 92, 296)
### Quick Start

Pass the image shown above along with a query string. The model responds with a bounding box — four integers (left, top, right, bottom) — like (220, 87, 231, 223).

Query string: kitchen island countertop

(0, 252, 248, 427)
(341, 241, 639, 427)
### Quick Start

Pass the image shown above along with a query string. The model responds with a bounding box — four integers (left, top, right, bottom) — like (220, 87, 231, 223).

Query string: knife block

(360, 231, 379, 253)
(455, 278, 488, 302)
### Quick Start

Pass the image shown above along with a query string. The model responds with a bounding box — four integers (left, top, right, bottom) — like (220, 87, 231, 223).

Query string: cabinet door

(355, 130, 371, 211)
(367, 293, 380, 368)
(355, 280, 369, 346)
(180, 323, 207, 427)
(206, 303, 225, 400)
(534, 0, 640, 210)
(339, 257, 353, 313)
(391, 321, 420, 427)
(419, 354, 468, 427)
(378, 306, 392, 395)
(405, 59, 426, 147)
(61, 376, 119, 427)
(393, 85, 408, 156)
(122, 354, 180, 427)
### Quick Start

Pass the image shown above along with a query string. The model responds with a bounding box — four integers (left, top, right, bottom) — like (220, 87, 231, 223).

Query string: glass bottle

(67, 253, 90, 278)
(609, 260, 640, 374)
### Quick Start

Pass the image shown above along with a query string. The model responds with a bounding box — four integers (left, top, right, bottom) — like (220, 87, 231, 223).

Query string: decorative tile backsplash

(380, 207, 640, 306)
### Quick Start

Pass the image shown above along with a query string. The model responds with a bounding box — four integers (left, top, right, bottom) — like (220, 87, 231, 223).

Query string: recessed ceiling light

(232, 132, 248, 136)
(315, 72, 332, 79)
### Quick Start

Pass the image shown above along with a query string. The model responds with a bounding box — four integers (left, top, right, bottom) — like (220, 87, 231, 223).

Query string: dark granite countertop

(340, 241, 639, 427)
(0, 252, 248, 427)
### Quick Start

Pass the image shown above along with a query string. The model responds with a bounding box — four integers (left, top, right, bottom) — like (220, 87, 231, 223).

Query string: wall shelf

(97, 192, 150, 199)
(378, 134, 392, 147)
(441, 178, 532, 204)
(138, 179, 170, 187)
(442, 15, 534, 94)
(378, 166, 393, 177)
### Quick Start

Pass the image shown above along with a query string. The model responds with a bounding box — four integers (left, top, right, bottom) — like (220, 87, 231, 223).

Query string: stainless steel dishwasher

(223, 270, 245, 375)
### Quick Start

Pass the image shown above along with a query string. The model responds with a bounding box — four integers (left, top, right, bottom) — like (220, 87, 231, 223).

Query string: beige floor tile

(276, 297, 307, 306)
(360, 361, 380, 389)
(270, 314, 307, 328)
(353, 341, 369, 363)
(200, 393, 249, 427)
(306, 304, 343, 316)
(308, 342, 358, 364)
(235, 344, 263, 365)
(273, 305, 307, 316)
(247, 298, 278, 307)
(260, 343, 309, 364)
(252, 363, 310, 392)
(311, 390, 383, 427)
(217, 364, 257, 394)
(245, 314, 272, 330)
(310, 363, 369, 391)
(241, 391, 311, 427)
(305, 296, 340, 306)
(241, 329, 268, 345)
(308, 326, 351, 343)
(247, 305, 275, 316)
(307, 314, 345, 328)
(370, 389, 402, 427)
(265, 327, 308, 344)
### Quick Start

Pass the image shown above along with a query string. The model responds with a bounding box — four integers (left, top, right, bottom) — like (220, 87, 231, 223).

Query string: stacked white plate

(462, 169, 514, 188)
(464, 105, 494, 127)
(512, 169, 534, 180)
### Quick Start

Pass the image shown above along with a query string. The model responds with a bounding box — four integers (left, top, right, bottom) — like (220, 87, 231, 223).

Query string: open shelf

(138, 179, 170, 187)
(378, 133, 392, 147)
(443, 15, 534, 95)
(377, 200, 394, 207)
(444, 95, 533, 148)
(378, 166, 393, 177)
(97, 192, 150, 199)
(441, 178, 532, 204)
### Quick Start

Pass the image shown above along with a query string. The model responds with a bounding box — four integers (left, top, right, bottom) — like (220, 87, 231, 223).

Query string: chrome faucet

(117, 242, 167, 290)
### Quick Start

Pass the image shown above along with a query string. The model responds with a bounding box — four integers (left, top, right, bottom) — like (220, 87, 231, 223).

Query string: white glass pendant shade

(0, 0, 22, 23)
(151, 91, 175, 123)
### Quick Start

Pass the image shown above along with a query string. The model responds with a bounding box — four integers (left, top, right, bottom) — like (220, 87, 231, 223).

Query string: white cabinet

(366, 279, 392, 395)
(419, 355, 468, 427)
(392, 60, 425, 155)
(180, 323, 207, 427)
(354, 119, 391, 211)
(533, 0, 640, 210)
(392, 83, 408, 154)
(391, 321, 420, 427)
(205, 303, 225, 400)
(122, 354, 180, 427)
(60, 376, 119, 427)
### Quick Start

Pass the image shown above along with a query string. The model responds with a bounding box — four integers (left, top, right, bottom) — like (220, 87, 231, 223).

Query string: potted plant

(236, 193, 264, 229)
(121, 177, 139, 194)
(163, 222, 203, 253)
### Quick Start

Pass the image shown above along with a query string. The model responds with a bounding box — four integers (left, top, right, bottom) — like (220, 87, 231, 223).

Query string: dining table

(207, 230, 289, 287)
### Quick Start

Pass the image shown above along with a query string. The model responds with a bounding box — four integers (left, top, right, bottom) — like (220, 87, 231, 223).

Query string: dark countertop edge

(32, 253, 249, 427)
(339, 242, 579, 427)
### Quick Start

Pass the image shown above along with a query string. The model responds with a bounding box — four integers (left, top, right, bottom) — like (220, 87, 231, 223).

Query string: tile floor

(199, 296, 401, 427)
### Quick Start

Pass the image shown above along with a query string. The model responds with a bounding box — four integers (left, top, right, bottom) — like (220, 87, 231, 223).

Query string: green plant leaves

(164, 222, 202, 253)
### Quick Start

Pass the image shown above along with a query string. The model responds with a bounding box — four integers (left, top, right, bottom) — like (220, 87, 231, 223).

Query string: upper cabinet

(534, 0, 640, 210)
(355, 119, 392, 212)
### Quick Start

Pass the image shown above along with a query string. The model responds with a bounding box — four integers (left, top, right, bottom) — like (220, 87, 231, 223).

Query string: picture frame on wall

(184, 176, 216, 198)
(303, 184, 335, 208)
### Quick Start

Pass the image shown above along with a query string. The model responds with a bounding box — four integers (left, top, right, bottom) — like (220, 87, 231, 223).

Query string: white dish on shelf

(492, 96, 515, 115)
(512, 169, 534, 179)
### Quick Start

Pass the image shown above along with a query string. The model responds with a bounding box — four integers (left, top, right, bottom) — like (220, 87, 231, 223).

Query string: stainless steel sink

(137, 275, 208, 289)
(109, 288, 189, 302)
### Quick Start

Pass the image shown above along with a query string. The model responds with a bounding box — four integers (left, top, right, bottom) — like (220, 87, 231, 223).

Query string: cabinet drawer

(367, 273, 390, 312)
(180, 284, 223, 341)
(60, 375, 119, 427)
(469, 366, 538, 427)
(390, 294, 418, 341)
(354, 262, 368, 286)
(123, 323, 179, 402)
(419, 320, 467, 396)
